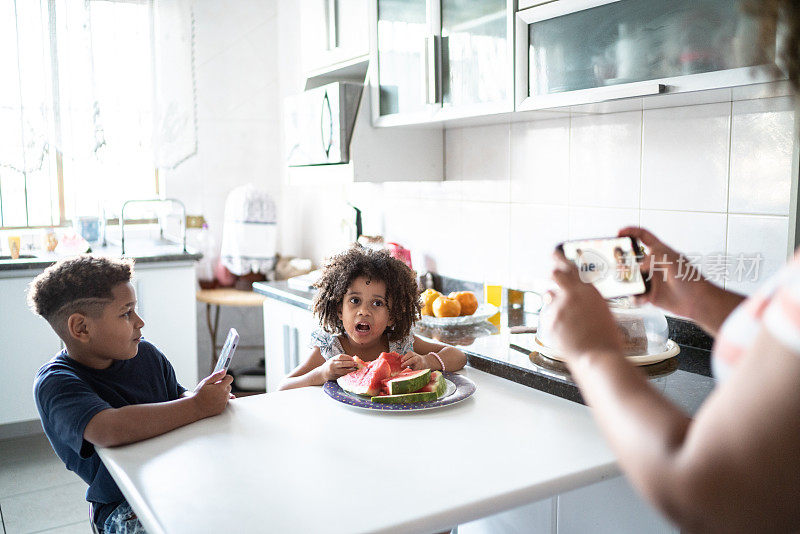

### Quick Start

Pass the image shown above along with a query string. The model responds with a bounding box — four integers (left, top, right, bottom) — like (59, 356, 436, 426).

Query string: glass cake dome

(537, 298, 670, 357)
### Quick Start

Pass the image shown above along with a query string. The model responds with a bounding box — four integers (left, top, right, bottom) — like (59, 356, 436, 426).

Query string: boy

(28, 255, 232, 533)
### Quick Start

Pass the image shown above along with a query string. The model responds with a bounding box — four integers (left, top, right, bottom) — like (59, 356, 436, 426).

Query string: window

(0, 0, 159, 229)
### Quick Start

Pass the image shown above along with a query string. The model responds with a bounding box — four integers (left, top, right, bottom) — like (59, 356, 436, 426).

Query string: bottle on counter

(195, 223, 217, 289)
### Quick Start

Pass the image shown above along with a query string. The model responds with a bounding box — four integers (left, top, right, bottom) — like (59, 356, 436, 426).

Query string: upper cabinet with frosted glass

(516, 0, 787, 111)
(301, 0, 369, 78)
(369, 0, 514, 126)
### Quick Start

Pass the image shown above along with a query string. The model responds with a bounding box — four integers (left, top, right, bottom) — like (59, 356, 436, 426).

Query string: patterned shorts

(103, 501, 147, 534)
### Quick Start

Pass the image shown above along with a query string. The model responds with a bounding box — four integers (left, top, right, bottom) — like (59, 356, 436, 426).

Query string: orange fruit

(420, 289, 441, 316)
(448, 291, 478, 316)
(433, 296, 461, 317)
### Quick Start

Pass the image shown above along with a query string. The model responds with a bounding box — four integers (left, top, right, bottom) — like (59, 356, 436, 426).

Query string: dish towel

(220, 184, 277, 276)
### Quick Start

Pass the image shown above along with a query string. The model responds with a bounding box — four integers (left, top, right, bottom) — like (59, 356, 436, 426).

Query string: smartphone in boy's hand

(556, 236, 649, 299)
(213, 327, 239, 374)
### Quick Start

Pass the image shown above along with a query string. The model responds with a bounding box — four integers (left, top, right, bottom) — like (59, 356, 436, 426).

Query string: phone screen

(213, 327, 239, 374)
(560, 237, 646, 299)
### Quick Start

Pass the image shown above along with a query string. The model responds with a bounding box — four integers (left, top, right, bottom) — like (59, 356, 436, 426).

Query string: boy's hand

(401, 351, 436, 371)
(320, 354, 358, 381)
(192, 370, 233, 417)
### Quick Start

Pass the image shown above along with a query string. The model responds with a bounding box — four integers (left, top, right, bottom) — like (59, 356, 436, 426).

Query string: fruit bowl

(418, 303, 499, 327)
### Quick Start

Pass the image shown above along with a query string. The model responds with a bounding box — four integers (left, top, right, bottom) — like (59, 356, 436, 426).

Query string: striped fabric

(713, 252, 800, 381)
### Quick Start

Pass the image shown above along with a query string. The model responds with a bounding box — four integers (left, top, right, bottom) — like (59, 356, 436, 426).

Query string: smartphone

(556, 236, 648, 299)
(213, 327, 239, 374)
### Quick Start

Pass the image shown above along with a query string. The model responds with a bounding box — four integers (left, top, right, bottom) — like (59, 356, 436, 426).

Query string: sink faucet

(119, 199, 187, 255)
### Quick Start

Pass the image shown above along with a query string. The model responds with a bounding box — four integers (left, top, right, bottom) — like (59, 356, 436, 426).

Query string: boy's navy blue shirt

(33, 340, 186, 507)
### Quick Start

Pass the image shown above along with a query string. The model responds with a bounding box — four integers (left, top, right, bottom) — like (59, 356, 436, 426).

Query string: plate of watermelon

(323, 352, 477, 411)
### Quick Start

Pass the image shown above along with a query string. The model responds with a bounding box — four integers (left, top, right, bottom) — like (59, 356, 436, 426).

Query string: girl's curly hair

(312, 245, 420, 341)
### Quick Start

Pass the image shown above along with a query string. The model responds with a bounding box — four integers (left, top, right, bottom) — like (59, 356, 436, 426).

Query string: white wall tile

(570, 110, 642, 208)
(639, 210, 728, 261)
(568, 207, 639, 240)
(411, 200, 468, 279)
(641, 102, 730, 212)
(510, 117, 570, 204)
(450, 202, 510, 283)
(193, 0, 277, 67)
(725, 214, 790, 295)
(729, 96, 795, 215)
(508, 204, 569, 291)
(449, 124, 511, 203)
(444, 127, 464, 181)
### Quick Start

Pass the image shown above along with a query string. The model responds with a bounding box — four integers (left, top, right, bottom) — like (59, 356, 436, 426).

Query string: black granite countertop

(253, 280, 716, 415)
(0, 241, 200, 273)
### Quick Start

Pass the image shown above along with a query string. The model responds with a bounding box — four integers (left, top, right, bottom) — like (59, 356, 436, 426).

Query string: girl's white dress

(310, 329, 415, 360)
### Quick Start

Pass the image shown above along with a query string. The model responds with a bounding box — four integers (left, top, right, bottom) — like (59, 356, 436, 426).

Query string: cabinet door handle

(424, 35, 441, 105)
(292, 327, 300, 369)
(325, 0, 338, 50)
(282, 324, 292, 374)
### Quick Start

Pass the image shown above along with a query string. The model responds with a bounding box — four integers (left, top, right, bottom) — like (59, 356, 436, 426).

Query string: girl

(278, 246, 466, 390)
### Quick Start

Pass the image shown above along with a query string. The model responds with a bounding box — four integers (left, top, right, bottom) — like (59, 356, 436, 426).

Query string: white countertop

(98, 368, 619, 534)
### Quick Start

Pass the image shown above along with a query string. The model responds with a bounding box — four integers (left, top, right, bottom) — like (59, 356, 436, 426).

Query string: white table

(98, 368, 619, 534)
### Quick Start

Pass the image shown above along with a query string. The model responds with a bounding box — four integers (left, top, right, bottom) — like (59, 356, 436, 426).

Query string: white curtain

(153, 0, 198, 170)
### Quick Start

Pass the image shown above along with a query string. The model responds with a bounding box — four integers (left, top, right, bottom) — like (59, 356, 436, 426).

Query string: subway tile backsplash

(345, 99, 795, 296)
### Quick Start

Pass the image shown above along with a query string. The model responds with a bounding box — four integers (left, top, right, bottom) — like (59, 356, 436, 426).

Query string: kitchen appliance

(284, 81, 363, 166)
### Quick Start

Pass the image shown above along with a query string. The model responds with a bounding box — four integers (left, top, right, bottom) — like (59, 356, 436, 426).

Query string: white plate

(418, 303, 499, 327)
(531, 336, 680, 366)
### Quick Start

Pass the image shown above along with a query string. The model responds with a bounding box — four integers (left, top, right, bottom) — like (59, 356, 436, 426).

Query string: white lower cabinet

(458, 497, 555, 534)
(132, 262, 199, 388)
(263, 299, 317, 392)
(458, 476, 676, 534)
(557, 475, 677, 534)
(0, 273, 64, 425)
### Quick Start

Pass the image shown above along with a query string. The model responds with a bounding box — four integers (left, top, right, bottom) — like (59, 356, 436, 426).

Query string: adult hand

(192, 370, 233, 417)
(319, 353, 358, 381)
(401, 351, 436, 371)
(547, 250, 623, 360)
(618, 226, 706, 319)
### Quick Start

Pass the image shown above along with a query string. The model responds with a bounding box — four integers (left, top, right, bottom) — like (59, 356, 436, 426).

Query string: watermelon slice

(385, 368, 431, 395)
(370, 391, 438, 404)
(337, 357, 392, 396)
(417, 370, 446, 398)
(378, 351, 403, 375)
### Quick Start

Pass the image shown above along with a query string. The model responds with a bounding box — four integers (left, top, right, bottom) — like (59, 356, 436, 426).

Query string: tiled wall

(282, 96, 796, 297)
(161, 0, 280, 374)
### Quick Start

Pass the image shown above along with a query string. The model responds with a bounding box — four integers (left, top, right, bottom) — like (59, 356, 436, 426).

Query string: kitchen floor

(0, 433, 90, 534)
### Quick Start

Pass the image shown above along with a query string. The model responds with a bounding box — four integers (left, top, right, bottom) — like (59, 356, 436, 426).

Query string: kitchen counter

(0, 242, 200, 275)
(253, 281, 716, 415)
(98, 367, 620, 534)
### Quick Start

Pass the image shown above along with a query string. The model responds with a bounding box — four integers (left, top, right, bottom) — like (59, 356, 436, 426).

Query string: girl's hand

(401, 351, 436, 371)
(319, 353, 358, 381)
(547, 250, 623, 360)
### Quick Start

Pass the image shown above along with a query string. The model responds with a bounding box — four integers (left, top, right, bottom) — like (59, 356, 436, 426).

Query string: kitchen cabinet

(263, 298, 316, 392)
(369, 0, 515, 126)
(300, 0, 369, 77)
(0, 272, 64, 426)
(515, 0, 785, 112)
(459, 476, 677, 533)
(131, 262, 199, 387)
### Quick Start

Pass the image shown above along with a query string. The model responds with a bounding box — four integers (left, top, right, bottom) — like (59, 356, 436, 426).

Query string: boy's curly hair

(312, 246, 420, 342)
(28, 255, 134, 340)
